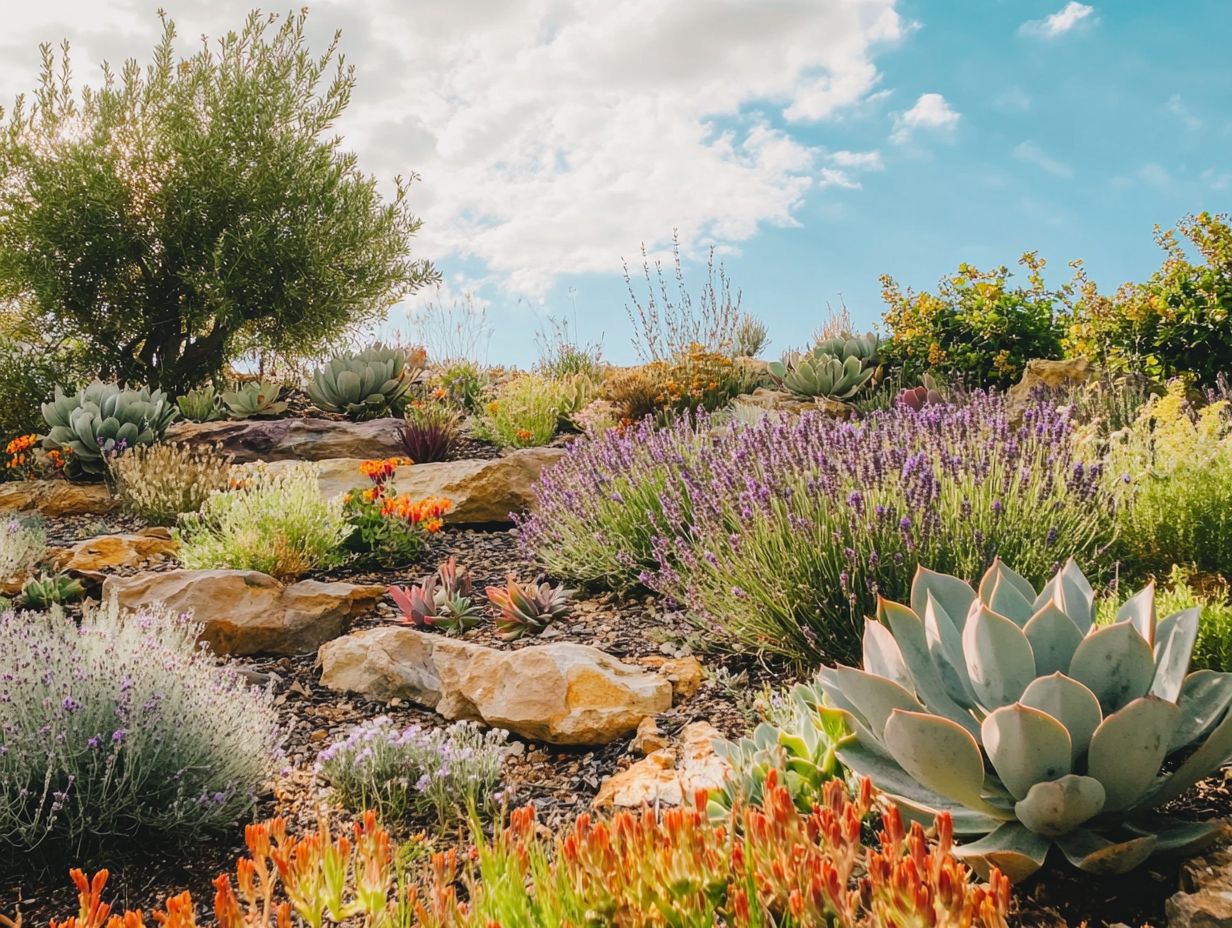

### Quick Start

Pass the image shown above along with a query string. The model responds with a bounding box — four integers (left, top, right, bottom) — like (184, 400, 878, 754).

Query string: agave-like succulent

(813, 331, 879, 366)
(176, 385, 226, 422)
(221, 381, 288, 420)
(486, 576, 575, 640)
(308, 344, 420, 420)
(388, 557, 483, 634)
(42, 381, 178, 478)
(767, 353, 874, 399)
(22, 572, 85, 609)
(818, 558, 1232, 882)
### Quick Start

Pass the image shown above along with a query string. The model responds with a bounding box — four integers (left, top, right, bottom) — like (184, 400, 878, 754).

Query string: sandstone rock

(51, 530, 179, 573)
(639, 655, 704, 701)
(319, 626, 672, 745)
(102, 569, 384, 656)
(631, 717, 670, 755)
(166, 417, 406, 463)
(1006, 357, 1093, 412)
(1167, 840, 1232, 928)
(0, 480, 116, 517)
(593, 721, 730, 808)
(734, 387, 854, 420)
(291, 448, 565, 524)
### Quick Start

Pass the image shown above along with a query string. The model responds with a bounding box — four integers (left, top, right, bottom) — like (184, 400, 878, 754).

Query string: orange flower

(432, 387, 448, 400)
(358, 456, 412, 484)
(515, 429, 534, 443)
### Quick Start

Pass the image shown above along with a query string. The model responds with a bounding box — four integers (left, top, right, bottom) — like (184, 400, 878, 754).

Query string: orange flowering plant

(342, 458, 451, 568)
(4, 433, 69, 481)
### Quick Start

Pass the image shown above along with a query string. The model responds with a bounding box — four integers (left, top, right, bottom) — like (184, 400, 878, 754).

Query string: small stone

(309, 729, 328, 743)
(659, 656, 704, 701)
(631, 717, 669, 755)
(593, 721, 730, 809)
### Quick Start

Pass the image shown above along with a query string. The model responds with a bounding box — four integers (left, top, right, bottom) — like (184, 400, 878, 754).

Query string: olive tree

(0, 10, 436, 393)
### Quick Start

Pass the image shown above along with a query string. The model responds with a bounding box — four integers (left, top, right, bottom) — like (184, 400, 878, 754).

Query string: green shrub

(476, 373, 564, 448)
(108, 442, 235, 525)
(20, 572, 84, 610)
(430, 359, 489, 414)
(221, 381, 288, 420)
(1065, 212, 1232, 387)
(176, 463, 350, 580)
(0, 336, 87, 440)
(307, 344, 420, 420)
(0, 601, 281, 859)
(880, 253, 1066, 389)
(1108, 382, 1232, 580)
(315, 717, 507, 825)
(0, 10, 436, 393)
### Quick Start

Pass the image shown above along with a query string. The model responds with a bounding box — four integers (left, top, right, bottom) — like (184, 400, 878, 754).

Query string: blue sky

(2, 0, 1229, 365)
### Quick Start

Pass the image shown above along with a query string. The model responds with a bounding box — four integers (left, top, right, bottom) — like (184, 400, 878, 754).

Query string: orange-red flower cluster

(4, 433, 64, 480)
(379, 494, 451, 532)
(359, 456, 412, 485)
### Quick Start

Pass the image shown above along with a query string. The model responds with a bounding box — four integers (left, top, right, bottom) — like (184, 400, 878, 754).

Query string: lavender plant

(314, 717, 508, 825)
(648, 394, 1116, 662)
(0, 601, 282, 858)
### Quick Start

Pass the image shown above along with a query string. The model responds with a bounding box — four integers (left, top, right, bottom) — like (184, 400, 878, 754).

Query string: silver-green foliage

(42, 381, 178, 478)
(221, 381, 288, 419)
(0, 601, 282, 855)
(819, 558, 1232, 882)
(176, 385, 225, 422)
(0, 517, 46, 588)
(767, 333, 879, 399)
(308, 344, 417, 420)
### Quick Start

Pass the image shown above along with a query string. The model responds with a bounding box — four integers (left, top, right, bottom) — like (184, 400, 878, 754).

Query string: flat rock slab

(318, 625, 672, 745)
(0, 480, 116, 517)
(166, 417, 406, 463)
(51, 529, 179, 573)
(278, 448, 565, 524)
(102, 569, 385, 656)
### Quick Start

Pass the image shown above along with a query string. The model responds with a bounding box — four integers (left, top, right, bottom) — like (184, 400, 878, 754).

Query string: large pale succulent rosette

(818, 558, 1232, 881)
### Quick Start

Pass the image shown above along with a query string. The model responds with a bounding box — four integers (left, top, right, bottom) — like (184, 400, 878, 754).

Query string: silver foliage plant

(819, 557, 1232, 882)
(0, 600, 282, 855)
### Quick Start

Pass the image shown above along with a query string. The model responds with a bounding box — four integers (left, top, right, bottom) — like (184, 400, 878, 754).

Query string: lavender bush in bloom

(0, 601, 282, 858)
(648, 393, 1116, 662)
(515, 414, 704, 589)
(315, 716, 508, 825)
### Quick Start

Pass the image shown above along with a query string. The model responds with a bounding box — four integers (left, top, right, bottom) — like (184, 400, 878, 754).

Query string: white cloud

(994, 87, 1032, 113)
(1201, 168, 1230, 191)
(819, 167, 862, 189)
(1167, 94, 1202, 130)
(0, 0, 905, 299)
(891, 93, 960, 144)
(818, 148, 884, 188)
(1013, 141, 1074, 179)
(829, 149, 885, 170)
(1019, 2, 1097, 39)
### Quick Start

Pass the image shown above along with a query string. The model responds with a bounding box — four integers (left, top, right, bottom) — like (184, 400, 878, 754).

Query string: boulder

(51, 529, 179, 573)
(592, 721, 730, 809)
(1006, 357, 1093, 413)
(166, 417, 406, 463)
(733, 388, 854, 419)
(1167, 840, 1232, 928)
(102, 569, 385, 656)
(319, 626, 672, 745)
(288, 448, 565, 524)
(0, 480, 116, 517)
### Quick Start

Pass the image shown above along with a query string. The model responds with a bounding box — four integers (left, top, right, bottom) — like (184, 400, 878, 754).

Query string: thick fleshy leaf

(1023, 603, 1084, 678)
(1020, 673, 1103, 762)
(1068, 623, 1156, 715)
(1054, 829, 1157, 875)
(879, 599, 981, 736)
(911, 566, 977, 633)
(986, 575, 1035, 626)
(891, 794, 1011, 836)
(963, 606, 1036, 710)
(1150, 608, 1200, 702)
(950, 822, 1050, 883)
(1137, 704, 1232, 810)
(830, 667, 924, 740)
(1033, 558, 1095, 633)
(1115, 580, 1157, 648)
(1087, 696, 1179, 811)
(924, 593, 976, 706)
(1124, 818, 1225, 856)
(862, 619, 911, 692)
(883, 710, 999, 814)
(816, 669, 895, 756)
(1013, 775, 1105, 837)
(979, 558, 1037, 604)
(982, 704, 1072, 800)
(1170, 670, 1232, 751)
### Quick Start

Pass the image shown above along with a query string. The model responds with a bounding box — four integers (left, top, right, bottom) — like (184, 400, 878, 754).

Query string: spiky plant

(486, 576, 574, 641)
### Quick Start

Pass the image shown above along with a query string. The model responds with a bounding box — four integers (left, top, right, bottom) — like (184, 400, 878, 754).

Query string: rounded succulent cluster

(41, 380, 178, 478)
(308, 344, 417, 420)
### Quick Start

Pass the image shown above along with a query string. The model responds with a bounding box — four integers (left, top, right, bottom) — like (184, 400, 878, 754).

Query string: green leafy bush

(20, 572, 84, 609)
(1108, 382, 1232, 580)
(429, 359, 489, 414)
(0, 601, 281, 858)
(880, 253, 1066, 389)
(315, 717, 507, 825)
(177, 463, 350, 580)
(477, 373, 564, 448)
(108, 442, 234, 525)
(1065, 212, 1232, 386)
(0, 336, 87, 440)
(822, 558, 1232, 881)
(0, 10, 435, 393)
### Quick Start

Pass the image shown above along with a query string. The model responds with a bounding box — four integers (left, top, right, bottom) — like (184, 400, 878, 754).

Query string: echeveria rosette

(41, 380, 178, 478)
(818, 558, 1232, 882)
(308, 344, 416, 420)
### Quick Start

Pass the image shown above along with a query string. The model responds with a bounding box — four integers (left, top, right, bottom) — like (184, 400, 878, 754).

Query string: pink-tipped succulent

(388, 557, 482, 634)
(486, 576, 575, 641)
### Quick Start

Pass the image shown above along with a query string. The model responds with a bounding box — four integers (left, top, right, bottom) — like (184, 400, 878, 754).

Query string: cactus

(388, 557, 482, 634)
(308, 344, 419, 420)
(21, 572, 85, 609)
(176, 385, 226, 422)
(42, 381, 178, 478)
(817, 557, 1232, 882)
(486, 576, 574, 640)
(221, 381, 288, 419)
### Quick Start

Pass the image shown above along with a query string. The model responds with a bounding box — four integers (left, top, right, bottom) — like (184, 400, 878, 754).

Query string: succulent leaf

(1115, 580, 1157, 647)
(1032, 557, 1095, 632)
(1169, 669, 1232, 750)
(1087, 696, 1179, 811)
(1138, 706, 1232, 810)
(982, 704, 1072, 800)
(1013, 775, 1106, 837)
(1054, 829, 1156, 876)
(1023, 602, 1085, 677)
(963, 606, 1036, 709)
(861, 618, 911, 690)
(882, 710, 998, 814)
(1069, 623, 1156, 715)
(949, 822, 1051, 883)
(923, 593, 976, 706)
(1150, 607, 1201, 702)
(910, 564, 977, 631)
(830, 666, 924, 740)
(1019, 673, 1103, 763)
